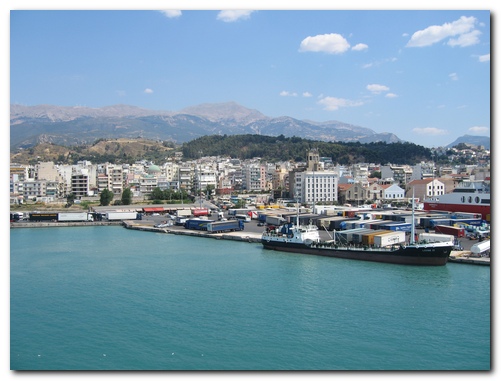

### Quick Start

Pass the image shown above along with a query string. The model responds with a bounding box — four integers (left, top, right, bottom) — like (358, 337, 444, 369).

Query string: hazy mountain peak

(178, 101, 268, 122)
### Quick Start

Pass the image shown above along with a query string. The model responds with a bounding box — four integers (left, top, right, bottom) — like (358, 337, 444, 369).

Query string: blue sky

(8, 6, 491, 148)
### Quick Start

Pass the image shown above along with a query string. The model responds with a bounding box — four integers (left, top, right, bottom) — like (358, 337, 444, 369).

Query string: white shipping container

(106, 212, 137, 220)
(374, 231, 405, 247)
(419, 233, 454, 244)
(176, 209, 192, 217)
(58, 212, 93, 222)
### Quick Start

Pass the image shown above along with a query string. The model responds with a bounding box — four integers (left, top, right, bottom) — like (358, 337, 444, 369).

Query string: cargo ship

(424, 180, 490, 221)
(261, 222, 453, 266)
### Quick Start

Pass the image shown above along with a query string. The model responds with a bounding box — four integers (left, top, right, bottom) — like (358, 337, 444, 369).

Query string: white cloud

(159, 10, 182, 18)
(362, 57, 397, 69)
(468, 126, 489, 135)
(351, 43, 368, 51)
(144, 88, 154, 94)
(367, 84, 390, 94)
(318, 96, 364, 111)
(478, 53, 490, 62)
(406, 16, 479, 48)
(116, 90, 126, 97)
(302, 92, 313, 97)
(385, 93, 398, 98)
(412, 127, 448, 135)
(217, 10, 254, 22)
(447, 29, 481, 47)
(299, 33, 350, 54)
(280, 91, 297, 97)
(449, 72, 459, 81)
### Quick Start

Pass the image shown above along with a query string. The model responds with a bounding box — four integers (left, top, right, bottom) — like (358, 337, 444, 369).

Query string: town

(10, 141, 490, 217)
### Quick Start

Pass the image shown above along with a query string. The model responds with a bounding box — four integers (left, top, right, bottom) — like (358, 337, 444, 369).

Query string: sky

(8, 4, 491, 148)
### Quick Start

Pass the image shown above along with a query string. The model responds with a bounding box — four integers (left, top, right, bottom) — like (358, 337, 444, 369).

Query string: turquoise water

(10, 226, 490, 370)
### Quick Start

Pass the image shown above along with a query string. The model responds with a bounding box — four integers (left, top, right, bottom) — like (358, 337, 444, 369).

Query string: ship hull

(262, 240, 451, 266)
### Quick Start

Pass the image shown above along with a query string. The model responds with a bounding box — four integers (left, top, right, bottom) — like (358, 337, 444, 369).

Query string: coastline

(10, 219, 489, 265)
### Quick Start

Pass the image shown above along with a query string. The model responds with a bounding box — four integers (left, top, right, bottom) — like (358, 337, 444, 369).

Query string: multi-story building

(71, 171, 90, 198)
(106, 164, 124, 196)
(381, 164, 413, 185)
(23, 179, 48, 201)
(406, 178, 445, 202)
(243, 163, 266, 191)
(343, 182, 368, 205)
(194, 166, 218, 194)
(294, 171, 339, 204)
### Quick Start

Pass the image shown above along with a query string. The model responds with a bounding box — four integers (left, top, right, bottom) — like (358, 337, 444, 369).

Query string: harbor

(10, 205, 490, 265)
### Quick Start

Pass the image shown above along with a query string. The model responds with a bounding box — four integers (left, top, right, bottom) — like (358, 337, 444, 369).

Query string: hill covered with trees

(181, 134, 432, 164)
(11, 134, 432, 165)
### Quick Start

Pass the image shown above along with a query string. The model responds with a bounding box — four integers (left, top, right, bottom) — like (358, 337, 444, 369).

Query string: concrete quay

(123, 220, 262, 243)
(11, 221, 123, 228)
(448, 251, 490, 266)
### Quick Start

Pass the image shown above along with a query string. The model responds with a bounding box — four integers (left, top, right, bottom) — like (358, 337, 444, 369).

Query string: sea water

(10, 226, 490, 370)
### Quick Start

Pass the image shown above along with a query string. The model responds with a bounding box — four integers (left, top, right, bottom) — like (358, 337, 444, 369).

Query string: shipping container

(418, 233, 454, 245)
(106, 212, 140, 220)
(57, 212, 93, 222)
(265, 215, 285, 226)
(361, 230, 391, 246)
(374, 231, 406, 247)
(434, 225, 466, 238)
(29, 212, 58, 221)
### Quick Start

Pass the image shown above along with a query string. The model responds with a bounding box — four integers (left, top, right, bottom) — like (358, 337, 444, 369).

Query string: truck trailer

(57, 212, 94, 222)
(206, 220, 244, 233)
(184, 218, 210, 231)
(105, 211, 140, 221)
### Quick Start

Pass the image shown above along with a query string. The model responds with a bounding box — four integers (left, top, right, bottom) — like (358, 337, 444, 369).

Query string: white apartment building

(294, 171, 339, 204)
(194, 166, 218, 193)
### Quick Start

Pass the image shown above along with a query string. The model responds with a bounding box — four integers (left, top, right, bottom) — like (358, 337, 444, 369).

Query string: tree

(121, 188, 133, 205)
(66, 193, 76, 207)
(150, 187, 165, 201)
(100, 188, 114, 206)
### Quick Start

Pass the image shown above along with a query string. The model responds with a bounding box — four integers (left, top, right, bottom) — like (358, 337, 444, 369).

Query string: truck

(184, 218, 210, 231)
(105, 211, 141, 221)
(192, 208, 210, 217)
(206, 220, 244, 233)
(265, 215, 285, 226)
(57, 212, 94, 222)
(175, 216, 188, 226)
(176, 209, 192, 217)
(29, 212, 59, 221)
(235, 214, 251, 222)
(228, 208, 249, 216)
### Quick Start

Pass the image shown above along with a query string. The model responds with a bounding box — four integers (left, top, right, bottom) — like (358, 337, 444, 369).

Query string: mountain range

(9, 102, 489, 150)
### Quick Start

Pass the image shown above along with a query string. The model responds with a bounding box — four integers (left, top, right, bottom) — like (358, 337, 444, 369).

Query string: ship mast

(410, 187, 416, 245)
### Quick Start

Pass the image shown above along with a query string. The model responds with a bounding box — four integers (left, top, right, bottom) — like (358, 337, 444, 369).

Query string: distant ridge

(446, 135, 490, 150)
(11, 102, 402, 150)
